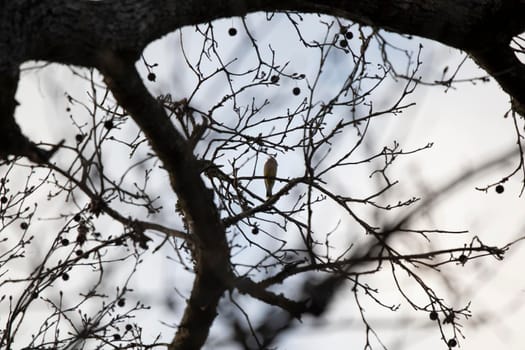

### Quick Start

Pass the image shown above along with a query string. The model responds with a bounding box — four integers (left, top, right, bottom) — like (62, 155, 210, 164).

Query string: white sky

(8, 13, 525, 350)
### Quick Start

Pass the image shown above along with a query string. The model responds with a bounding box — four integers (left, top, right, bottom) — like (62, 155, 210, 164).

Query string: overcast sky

(10, 14, 525, 350)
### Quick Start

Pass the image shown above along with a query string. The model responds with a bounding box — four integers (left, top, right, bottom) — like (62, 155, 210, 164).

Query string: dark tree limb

(2, 0, 525, 144)
(96, 51, 231, 350)
(468, 44, 525, 114)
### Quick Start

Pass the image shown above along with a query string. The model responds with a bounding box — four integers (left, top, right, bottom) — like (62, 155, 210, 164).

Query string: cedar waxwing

(264, 156, 278, 197)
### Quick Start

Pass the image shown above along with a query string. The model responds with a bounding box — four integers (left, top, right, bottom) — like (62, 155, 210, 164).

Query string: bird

(263, 156, 278, 197)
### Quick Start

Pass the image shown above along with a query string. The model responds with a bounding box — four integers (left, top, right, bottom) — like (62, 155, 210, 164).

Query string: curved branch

(3, 0, 525, 71)
(3, 0, 525, 118)
(468, 44, 525, 115)
(96, 51, 231, 350)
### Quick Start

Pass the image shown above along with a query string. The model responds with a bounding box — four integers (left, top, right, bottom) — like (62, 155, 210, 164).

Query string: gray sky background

(9, 14, 525, 350)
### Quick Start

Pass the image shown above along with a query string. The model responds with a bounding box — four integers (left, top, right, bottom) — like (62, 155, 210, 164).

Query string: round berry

(75, 249, 84, 257)
(228, 27, 237, 36)
(20, 222, 28, 230)
(292, 87, 301, 96)
(61, 238, 70, 246)
(117, 298, 126, 307)
(125, 324, 133, 331)
(339, 39, 348, 47)
(113, 334, 121, 341)
(252, 227, 259, 235)
(147, 72, 156, 82)
(345, 31, 354, 40)
(75, 134, 84, 143)
(270, 75, 279, 83)
(447, 339, 457, 347)
(73, 214, 81, 222)
(429, 311, 438, 321)
(495, 184, 504, 193)
(458, 254, 468, 264)
(104, 120, 113, 130)
(62, 273, 69, 281)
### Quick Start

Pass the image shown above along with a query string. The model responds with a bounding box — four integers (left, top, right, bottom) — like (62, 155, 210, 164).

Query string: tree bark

(1, 0, 525, 119)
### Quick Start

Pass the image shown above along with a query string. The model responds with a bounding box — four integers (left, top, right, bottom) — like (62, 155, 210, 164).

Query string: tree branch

(468, 44, 525, 114)
(3, 0, 525, 118)
(96, 51, 231, 350)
